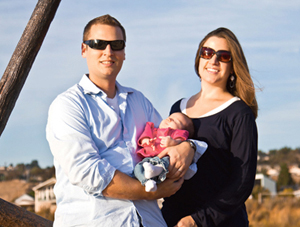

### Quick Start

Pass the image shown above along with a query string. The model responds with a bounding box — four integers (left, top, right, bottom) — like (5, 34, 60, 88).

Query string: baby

(134, 112, 196, 192)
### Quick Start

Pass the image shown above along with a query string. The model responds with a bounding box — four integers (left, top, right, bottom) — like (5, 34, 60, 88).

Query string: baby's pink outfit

(136, 122, 189, 158)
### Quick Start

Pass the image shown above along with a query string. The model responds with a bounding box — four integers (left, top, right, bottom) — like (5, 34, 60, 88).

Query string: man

(46, 14, 206, 226)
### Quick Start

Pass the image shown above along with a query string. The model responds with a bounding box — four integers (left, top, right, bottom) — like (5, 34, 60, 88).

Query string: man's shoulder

(117, 82, 138, 94)
(117, 82, 147, 100)
(50, 84, 84, 108)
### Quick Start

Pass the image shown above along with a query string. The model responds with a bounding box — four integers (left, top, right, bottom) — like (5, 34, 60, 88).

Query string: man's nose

(103, 44, 113, 54)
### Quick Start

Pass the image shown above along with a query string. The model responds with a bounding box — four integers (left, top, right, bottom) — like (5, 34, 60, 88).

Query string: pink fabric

(136, 122, 189, 158)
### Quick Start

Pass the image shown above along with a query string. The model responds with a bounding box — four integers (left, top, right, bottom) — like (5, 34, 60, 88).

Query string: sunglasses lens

(93, 40, 107, 50)
(85, 40, 125, 51)
(110, 40, 125, 51)
(218, 51, 231, 62)
(200, 47, 214, 59)
(200, 47, 231, 63)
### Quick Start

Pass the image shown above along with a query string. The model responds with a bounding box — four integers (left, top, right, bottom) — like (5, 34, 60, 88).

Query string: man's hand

(152, 177, 184, 199)
(157, 141, 194, 179)
(174, 216, 197, 227)
(159, 136, 177, 147)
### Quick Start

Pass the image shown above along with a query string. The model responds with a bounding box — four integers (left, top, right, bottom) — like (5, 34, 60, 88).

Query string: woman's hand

(157, 141, 194, 179)
(174, 216, 197, 227)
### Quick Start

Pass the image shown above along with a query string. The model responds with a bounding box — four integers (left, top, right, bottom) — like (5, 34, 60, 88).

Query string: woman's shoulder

(230, 99, 252, 113)
(226, 99, 255, 121)
(200, 98, 254, 122)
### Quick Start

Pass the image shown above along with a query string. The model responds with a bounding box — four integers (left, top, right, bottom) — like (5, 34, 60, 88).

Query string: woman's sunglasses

(199, 47, 232, 63)
(83, 39, 125, 51)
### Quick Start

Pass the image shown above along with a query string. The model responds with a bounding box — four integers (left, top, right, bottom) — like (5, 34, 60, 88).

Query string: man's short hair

(83, 14, 126, 41)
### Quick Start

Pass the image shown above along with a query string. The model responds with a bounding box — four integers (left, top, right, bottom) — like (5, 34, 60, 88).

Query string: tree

(41, 166, 55, 181)
(277, 163, 294, 191)
(0, 0, 60, 224)
(27, 160, 40, 169)
(0, 0, 61, 136)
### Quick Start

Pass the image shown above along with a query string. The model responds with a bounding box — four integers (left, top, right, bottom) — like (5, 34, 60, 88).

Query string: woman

(161, 27, 258, 227)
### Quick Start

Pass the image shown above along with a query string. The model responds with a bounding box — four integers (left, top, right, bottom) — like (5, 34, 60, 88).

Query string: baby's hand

(159, 136, 175, 147)
(149, 138, 156, 145)
(141, 138, 151, 146)
(141, 137, 156, 146)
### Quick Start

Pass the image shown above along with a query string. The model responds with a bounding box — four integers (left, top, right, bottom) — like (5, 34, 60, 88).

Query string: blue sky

(0, 0, 300, 168)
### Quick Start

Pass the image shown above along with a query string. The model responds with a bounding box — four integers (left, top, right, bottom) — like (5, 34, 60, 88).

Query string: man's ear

(81, 43, 87, 58)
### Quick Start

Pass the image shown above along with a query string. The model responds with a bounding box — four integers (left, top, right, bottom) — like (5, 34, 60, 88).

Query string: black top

(162, 99, 257, 227)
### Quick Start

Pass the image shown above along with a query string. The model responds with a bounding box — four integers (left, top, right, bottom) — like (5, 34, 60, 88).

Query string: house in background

(14, 194, 35, 211)
(293, 189, 300, 198)
(289, 165, 300, 184)
(32, 177, 56, 213)
(255, 173, 277, 196)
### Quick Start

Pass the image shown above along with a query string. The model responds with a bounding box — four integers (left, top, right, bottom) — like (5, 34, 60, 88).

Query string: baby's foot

(143, 162, 164, 179)
(145, 180, 157, 192)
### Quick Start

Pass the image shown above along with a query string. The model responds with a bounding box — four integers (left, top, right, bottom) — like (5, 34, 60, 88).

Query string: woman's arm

(175, 216, 197, 227)
(191, 113, 258, 226)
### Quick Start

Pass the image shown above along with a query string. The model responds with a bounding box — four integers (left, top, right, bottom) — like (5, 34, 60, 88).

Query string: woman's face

(198, 36, 233, 89)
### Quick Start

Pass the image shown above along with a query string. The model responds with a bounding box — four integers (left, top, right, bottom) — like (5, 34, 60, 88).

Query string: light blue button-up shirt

(47, 75, 166, 226)
(46, 75, 207, 227)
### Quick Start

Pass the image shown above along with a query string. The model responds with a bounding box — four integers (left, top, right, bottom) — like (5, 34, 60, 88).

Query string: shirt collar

(79, 74, 134, 96)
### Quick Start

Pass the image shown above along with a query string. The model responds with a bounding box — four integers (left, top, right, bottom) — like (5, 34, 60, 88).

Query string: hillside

(0, 179, 36, 203)
(246, 198, 300, 227)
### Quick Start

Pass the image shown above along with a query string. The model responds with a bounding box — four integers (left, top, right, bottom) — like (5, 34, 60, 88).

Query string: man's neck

(99, 82, 116, 98)
(88, 74, 116, 98)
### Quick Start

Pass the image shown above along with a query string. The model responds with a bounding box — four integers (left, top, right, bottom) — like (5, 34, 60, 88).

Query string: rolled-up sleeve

(46, 94, 116, 196)
(191, 140, 208, 163)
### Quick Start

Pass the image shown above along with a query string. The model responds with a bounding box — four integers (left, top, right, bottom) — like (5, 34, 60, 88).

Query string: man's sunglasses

(83, 39, 125, 51)
(199, 47, 232, 63)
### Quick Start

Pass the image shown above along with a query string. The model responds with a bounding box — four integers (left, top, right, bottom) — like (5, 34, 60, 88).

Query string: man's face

(81, 24, 125, 86)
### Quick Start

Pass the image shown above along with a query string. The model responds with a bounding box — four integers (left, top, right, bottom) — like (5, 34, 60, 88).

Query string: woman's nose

(209, 54, 219, 64)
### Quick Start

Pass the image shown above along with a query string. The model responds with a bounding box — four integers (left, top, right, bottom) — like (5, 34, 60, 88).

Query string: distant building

(289, 165, 300, 176)
(14, 194, 35, 211)
(255, 173, 277, 196)
(293, 189, 300, 198)
(288, 165, 300, 184)
(267, 168, 279, 177)
(0, 165, 14, 171)
(32, 177, 56, 213)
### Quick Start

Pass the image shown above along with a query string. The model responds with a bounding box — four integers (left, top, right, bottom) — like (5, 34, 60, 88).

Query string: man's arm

(102, 169, 184, 200)
(157, 141, 194, 178)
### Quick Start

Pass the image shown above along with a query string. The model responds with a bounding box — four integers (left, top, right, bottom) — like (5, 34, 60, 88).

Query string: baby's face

(159, 113, 187, 130)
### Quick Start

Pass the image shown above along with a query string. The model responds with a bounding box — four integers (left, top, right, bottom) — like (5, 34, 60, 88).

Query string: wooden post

(0, 198, 53, 227)
(0, 0, 60, 225)
(0, 0, 61, 136)
(258, 192, 262, 204)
